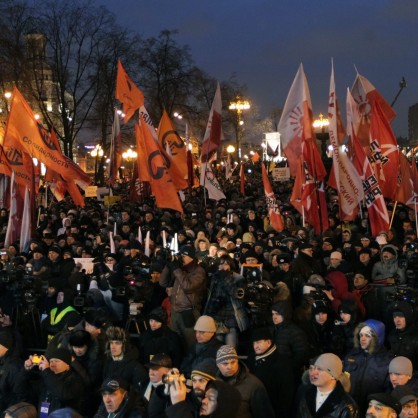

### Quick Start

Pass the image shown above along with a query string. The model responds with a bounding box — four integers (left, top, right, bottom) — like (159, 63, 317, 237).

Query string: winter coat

(160, 260, 207, 313)
(246, 344, 294, 418)
(103, 344, 147, 387)
(181, 336, 223, 379)
(0, 352, 29, 410)
(343, 322, 393, 416)
(371, 245, 406, 284)
(296, 381, 358, 418)
(217, 362, 275, 418)
(137, 325, 183, 367)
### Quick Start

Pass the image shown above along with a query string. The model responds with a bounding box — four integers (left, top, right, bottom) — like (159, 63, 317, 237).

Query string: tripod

(125, 313, 147, 335)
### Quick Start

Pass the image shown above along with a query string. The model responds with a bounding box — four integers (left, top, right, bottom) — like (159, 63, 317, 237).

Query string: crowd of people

(0, 173, 418, 418)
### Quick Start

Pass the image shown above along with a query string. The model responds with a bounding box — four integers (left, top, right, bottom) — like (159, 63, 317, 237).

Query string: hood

(205, 380, 242, 418)
(354, 320, 385, 353)
(271, 300, 292, 321)
(380, 244, 399, 262)
(390, 300, 414, 327)
(326, 271, 348, 298)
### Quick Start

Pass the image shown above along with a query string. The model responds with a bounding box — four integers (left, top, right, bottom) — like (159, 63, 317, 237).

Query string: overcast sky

(98, 0, 418, 138)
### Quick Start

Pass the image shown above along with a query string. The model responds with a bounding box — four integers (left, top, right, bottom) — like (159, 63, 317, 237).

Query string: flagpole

(389, 201, 398, 230)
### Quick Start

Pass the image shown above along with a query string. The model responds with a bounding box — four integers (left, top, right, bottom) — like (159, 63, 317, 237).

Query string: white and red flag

(261, 163, 284, 232)
(200, 83, 222, 162)
(200, 162, 226, 201)
(327, 63, 363, 220)
(347, 89, 389, 236)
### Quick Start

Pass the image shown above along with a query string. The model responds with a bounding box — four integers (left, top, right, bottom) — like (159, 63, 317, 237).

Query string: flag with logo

(347, 88, 389, 236)
(116, 59, 144, 123)
(139, 116, 183, 212)
(327, 63, 364, 220)
(201, 83, 222, 162)
(261, 163, 283, 231)
(200, 162, 226, 201)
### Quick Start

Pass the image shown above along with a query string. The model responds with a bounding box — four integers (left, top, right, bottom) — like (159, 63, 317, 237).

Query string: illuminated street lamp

(122, 148, 138, 179)
(91, 144, 104, 183)
(226, 145, 235, 154)
(229, 98, 250, 159)
(313, 113, 330, 159)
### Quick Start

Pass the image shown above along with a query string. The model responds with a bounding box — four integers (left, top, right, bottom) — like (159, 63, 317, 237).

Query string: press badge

(39, 401, 50, 418)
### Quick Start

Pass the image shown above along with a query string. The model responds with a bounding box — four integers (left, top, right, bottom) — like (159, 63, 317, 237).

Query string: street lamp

(91, 144, 104, 183)
(229, 98, 250, 159)
(313, 113, 330, 159)
(122, 148, 138, 180)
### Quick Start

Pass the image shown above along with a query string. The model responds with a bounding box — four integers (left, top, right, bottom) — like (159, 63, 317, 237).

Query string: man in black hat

(48, 245, 75, 287)
(159, 244, 207, 351)
(95, 377, 145, 418)
(291, 242, 323, 290)
(246, 327, 294, 418)
(392, 386, 418, 418)
(366, 393, 401, 418)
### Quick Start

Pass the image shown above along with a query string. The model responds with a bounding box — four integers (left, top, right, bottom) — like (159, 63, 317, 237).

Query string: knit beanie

(314, 353, 342, 379)
(216, 345, 238, 365)
(194, 315, 217, 333)
(389, 356, 413, 377)
(191, 358, 217, 381)
(46, 348, 72, 365)
(148, 307, 168, 325)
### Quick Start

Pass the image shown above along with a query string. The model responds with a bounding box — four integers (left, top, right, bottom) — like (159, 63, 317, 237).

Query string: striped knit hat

(216, 345, 238, 365)
(191, 358, 217, 381)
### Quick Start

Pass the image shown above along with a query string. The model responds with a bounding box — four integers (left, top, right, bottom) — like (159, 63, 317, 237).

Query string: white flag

(20, 186, 31, 252)
(200, 163, 226, 201)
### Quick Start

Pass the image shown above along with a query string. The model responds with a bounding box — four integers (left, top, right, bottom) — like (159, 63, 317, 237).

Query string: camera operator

(241, 249, 271, 282)
(204, 255, 250, 347)
(159, 245, 207, 352)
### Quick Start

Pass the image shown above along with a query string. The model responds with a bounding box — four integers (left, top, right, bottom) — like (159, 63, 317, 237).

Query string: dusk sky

(98, 0, 418, 138)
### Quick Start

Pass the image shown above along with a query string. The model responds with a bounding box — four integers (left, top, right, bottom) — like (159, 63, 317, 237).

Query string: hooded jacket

(371, 244, 405, 284)
(343, 320, 393, 416)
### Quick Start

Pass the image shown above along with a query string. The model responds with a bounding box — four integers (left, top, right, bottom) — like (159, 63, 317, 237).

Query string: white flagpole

(138, 226, 143, 244)
(145, 231, 151, 257)
(162, 230, 167, 247)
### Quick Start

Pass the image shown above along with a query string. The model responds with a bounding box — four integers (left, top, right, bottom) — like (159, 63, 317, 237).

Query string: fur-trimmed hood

(353, 320, 385, 354)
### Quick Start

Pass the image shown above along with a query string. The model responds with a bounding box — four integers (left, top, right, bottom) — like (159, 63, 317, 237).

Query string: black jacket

(296, 381, 358, 418)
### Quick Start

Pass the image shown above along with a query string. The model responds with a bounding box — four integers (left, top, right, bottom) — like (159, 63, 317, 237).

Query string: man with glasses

(296, 353, 358, 417)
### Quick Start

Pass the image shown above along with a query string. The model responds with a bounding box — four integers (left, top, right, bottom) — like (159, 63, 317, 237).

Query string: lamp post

(229, 98, 250, 159)
(313, 113, 330, 159)
(122, 148, 138, 180)
(91, 144, 104, 184)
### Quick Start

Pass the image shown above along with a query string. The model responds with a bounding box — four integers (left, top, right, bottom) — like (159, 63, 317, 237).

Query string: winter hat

(276, 254, 291, 264)
(251, 327, 273, 343)
(0, 332, 13, 350)
(391, 386, 418, 406)
(271, 301, 292, 321)
(69, 330, 91, 348)
(216, 345, 238, 365)
(390, 301, 414, 325)
(226, 223, 236, 231)
(363, 319, 385, 347)
(367, 393, 401, 415)
(338, 299, 358, 316)
(194, 315, 217, 333)
(100, 377, 129, 394)
(388, 356, 413, 377)
(298, 241, 314, 251)
(46, 348, 72, 365)
(148, 307, 168, 325)
(146, 353, 172, 369)
(191, 358, 217, 381)
(49, 245, 62, 254)
(358, 247, 371, 256)
(242, 233, 256, 244)
(312, 301, 330, 315)
(314, 353, 343, 379)
(84, 309, 107, 329)
(382, 246, 397, 256)
(178, 244, 196, 258)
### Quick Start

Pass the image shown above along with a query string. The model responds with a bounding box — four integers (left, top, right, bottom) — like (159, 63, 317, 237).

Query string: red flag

(116, 59, 144, 123)
(201, 83, 222, 162)
(347, 89, 389, 236)
(327, 62, 363, 220)
(290, 160, 303, 215)
(239, 163, 245, 195)
(251, 152, 260, 163)
(139, 116, 183, 213)
(394, 153, 417, 209)
(261, 163, 284, 232)
(109, 109, 122, 186)
(278, 64, 325, 179)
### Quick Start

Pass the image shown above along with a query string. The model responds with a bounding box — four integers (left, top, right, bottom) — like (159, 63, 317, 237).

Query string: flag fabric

(109, 109, 122, 186)
(225, 153, 232, 180)
(116, 59, 144, 123)
(4, 171, 24, 247)
(239, 163, 245, 195)
(347, 89, 389, 236)
(327, 63, 364, 220)
(251, 152, 260, 163)
(351, 73, 396, 147)
(0, 141, 33, 188)
(139, 105, 158, 140)
(368, 99, 399, 200)
(200, 162, 226, 201)
(0, 174, 10, 209)
(290, 161, 303, 215)
(278, 64, 323, 178)
(394, 153, 417, 209)
(158, 110, 188, 181)
(139, 116, 183, 213)
(261, 163, 284, 232)
(135, 123, 151, 182)
(200, 83, 222, 162)
(20, 186, 31, 252)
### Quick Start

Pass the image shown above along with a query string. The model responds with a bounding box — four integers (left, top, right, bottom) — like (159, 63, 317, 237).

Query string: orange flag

(138, 116, 183, 213)
(135, 123, 151, 182)
(116, 59, 144, 123)
(394, 153, 416, 209)
(158, 110, 188, 181)
(251, 152, 260, 163)
(261, 163, 284, 232)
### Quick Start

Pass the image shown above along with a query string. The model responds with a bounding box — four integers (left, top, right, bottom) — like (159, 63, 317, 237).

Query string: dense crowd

(0, 173, 418, 418)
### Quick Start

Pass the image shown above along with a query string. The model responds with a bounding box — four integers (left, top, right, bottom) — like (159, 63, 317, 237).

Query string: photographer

(159, 245, 207, 351)
(204, 256, 249, 347)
